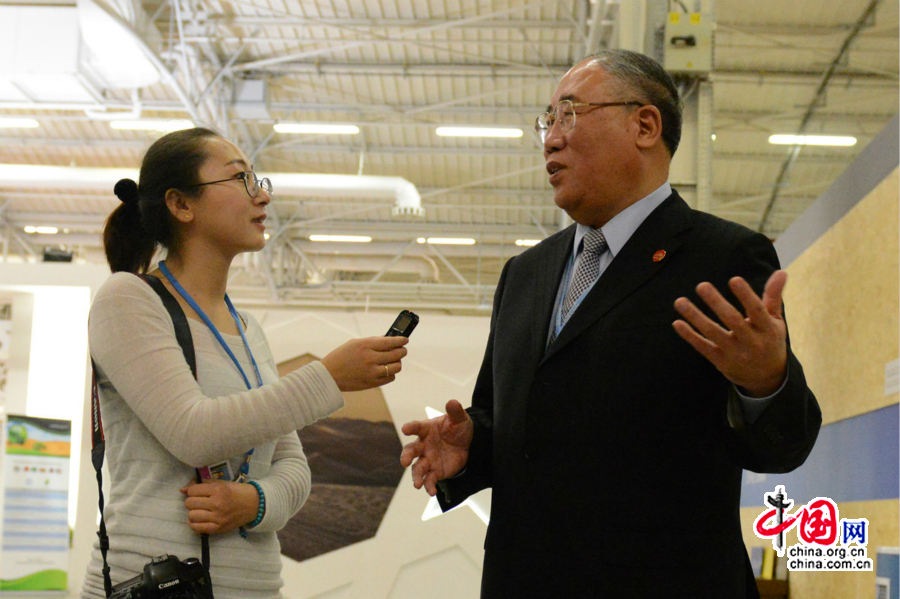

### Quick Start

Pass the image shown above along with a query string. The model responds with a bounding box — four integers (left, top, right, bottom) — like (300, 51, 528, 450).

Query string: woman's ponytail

(101, 127, 221, 274)
(103, 178, 156, 273)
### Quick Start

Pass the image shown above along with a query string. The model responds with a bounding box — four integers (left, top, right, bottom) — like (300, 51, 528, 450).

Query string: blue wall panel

(877, 549, 899, 599)
(741, 403, 899, 507)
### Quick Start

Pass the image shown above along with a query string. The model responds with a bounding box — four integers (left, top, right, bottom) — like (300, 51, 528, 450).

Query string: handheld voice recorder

(386, 310, 419, 337)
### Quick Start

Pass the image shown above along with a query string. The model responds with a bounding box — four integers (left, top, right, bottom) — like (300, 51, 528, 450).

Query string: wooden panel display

(782, 167, 899, 425)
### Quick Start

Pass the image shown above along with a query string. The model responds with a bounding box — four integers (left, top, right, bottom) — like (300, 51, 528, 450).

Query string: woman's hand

(321, 336, 409, 391)
(181, 479, 259, 535)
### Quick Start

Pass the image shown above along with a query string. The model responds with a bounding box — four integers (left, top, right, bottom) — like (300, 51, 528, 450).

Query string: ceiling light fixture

(417, 237, 476, 245)
(309, 235, 372, 243)
(274, 123, 360, 135)
(0, 118, 40, 129)
(768, 134, 857, 147)
(435, 127, 523, 138)
(515, 239, 541, 247)
(110, 120, 194, 132)
(24, 226, 59, 234)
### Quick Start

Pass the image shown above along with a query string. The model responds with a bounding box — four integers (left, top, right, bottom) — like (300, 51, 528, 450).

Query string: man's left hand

(673, 270, 788, 397)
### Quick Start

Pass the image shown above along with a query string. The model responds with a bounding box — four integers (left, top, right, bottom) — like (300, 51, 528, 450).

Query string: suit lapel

(541, 193, 694, 364)
(531, 225, 576, 361)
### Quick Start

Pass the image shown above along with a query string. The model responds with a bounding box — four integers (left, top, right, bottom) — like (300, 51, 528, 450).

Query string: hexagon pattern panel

(276, 353, 405, 562)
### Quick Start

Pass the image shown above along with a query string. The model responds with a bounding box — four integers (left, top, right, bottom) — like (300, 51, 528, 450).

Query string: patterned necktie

(549, 228, 608, 345)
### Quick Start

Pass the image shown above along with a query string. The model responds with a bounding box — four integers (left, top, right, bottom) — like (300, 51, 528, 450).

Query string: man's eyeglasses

(192, 171, 273, 198)
(535, 99, 643, 143)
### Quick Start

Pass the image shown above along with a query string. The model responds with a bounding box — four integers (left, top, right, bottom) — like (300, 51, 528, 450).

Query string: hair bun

(114, 178, 139, 205)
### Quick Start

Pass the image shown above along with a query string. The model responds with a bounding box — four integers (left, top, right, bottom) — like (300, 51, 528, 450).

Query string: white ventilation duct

(77, 0, 161, 90)
(273, 174, 424, 217)
(0, 2, 161, 106)
(0, 166, 425, 218)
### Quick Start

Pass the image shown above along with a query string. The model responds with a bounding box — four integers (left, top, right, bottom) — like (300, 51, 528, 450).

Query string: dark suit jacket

(437, 191, 821, 599)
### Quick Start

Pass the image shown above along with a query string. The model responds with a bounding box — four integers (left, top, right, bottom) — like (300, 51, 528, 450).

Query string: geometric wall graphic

(386, 546, 481, 599)
(276, 353, 405, 563)
(306, 583, 351, 599)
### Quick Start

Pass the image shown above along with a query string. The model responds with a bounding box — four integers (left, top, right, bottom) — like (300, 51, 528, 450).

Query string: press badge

(198, 460, 234, 481)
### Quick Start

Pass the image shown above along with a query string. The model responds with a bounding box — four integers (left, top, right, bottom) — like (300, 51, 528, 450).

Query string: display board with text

(0, 415, 71, 591)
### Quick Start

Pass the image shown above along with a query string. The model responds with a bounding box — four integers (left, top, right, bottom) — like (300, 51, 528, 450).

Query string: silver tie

(549, 228, 608, 345)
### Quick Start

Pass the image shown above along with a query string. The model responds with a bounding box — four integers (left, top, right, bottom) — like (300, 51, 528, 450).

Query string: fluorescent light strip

(0, 118, 39, 129)
(417, 237, 476, 245)
(768, 134, 857, 147)
(275, 123, 360, 135)
(435, 127, 523, 138)
(309, 235, 371, 243)
(24, 226, 58, 234)
(515, 239, 541, 247)
(110, 120, 194, 132)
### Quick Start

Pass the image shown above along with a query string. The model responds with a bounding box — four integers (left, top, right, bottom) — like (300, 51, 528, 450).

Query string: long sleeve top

(81, 272, 344, 599)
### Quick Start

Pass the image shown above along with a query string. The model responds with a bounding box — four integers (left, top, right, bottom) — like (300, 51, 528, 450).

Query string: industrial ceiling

(0, 0, 896, 313)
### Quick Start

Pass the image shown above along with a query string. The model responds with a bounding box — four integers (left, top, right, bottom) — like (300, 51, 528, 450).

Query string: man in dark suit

(401, 50, 820, 598)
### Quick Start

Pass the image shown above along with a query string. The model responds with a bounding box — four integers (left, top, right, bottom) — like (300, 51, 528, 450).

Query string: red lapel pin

(652, 250, 667, 262)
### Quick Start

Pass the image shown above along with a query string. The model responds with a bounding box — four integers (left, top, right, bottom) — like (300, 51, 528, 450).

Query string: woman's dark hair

(103, 127, 221, 273)
(587, 50, 683, 157)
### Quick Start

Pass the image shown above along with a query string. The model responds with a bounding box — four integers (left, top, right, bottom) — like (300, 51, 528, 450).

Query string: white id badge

(197, 460, 235, 481)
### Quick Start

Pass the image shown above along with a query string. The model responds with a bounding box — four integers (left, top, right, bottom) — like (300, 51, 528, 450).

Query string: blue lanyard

(159, 261, 261, 485)
(159, 261, 263, 389)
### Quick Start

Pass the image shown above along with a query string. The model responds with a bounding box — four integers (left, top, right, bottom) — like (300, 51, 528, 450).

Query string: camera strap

(90, 274, 210, 597)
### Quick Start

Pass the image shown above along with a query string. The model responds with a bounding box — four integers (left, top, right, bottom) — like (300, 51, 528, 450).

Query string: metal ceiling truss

(757, 0, 884, 233)
(0, 0, 895, 312)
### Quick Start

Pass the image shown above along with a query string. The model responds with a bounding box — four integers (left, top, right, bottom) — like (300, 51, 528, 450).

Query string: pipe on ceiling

(0, 165, 425, 217)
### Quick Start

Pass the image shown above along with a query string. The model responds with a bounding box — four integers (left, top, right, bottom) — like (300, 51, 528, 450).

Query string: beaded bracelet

(239, 480, 266, 539)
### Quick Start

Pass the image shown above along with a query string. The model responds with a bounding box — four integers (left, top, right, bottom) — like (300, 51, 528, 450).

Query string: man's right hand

(400, 399, 474, 496)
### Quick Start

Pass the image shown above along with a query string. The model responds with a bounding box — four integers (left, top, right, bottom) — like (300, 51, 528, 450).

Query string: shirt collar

(572, 182, 672, 257)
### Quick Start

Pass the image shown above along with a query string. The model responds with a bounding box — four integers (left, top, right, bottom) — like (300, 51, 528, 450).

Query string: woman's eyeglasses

(192, 171, 273, 198)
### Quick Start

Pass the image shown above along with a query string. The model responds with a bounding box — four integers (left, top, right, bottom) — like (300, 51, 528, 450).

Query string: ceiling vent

(233, 79, 270, 120)
(0, 1, 161, 106)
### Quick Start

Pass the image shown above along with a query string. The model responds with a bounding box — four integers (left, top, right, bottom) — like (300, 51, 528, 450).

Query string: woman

(82, 127, 408, 599)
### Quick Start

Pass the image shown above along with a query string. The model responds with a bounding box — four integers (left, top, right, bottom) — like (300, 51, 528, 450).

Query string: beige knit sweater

(81, 272, 344, 599)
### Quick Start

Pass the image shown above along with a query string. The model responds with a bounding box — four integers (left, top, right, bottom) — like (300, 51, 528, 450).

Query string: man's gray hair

(586, 49, 683, 157)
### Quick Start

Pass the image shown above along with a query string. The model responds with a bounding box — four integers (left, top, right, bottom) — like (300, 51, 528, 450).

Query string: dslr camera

(109, 555, 213, 599)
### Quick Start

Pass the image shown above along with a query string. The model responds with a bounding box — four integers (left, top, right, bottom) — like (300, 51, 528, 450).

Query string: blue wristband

(240, 481, 266, 539)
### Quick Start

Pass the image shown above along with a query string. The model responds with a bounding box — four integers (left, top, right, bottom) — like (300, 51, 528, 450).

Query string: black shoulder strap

(137, 275, 209, 567)
(138, 274, 197, 378)
(91, 275, 209, 597)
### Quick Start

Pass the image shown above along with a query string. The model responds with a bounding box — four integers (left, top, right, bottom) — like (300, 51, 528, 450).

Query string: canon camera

(109, 555, 212, 599)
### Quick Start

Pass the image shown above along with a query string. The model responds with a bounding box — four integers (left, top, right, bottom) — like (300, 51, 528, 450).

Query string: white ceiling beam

(0, 139, 863, 165)
(0, 100, 187, 112)
(1, 108, 893, 126)
(266, 144, 541, 157)
(716, 22, 900, 38)
(180, 36, 584, 48)
(260, 62, 568, 77)
(713, 68, 896, 85)
(232, 0, 560, 72)
(714, 151, 858, 165)
(714, 110, 897, 124)
(199, 17, 580, 29)
(267, 103, 544, 114)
